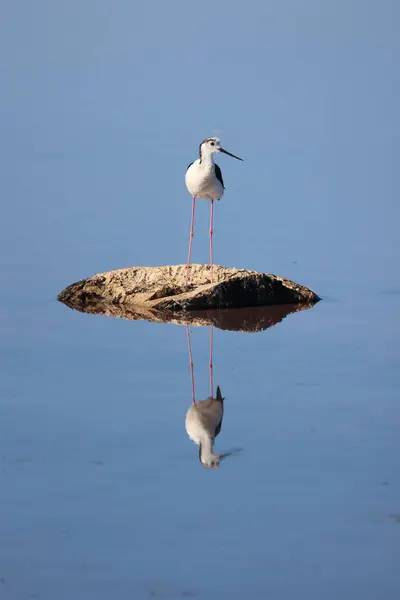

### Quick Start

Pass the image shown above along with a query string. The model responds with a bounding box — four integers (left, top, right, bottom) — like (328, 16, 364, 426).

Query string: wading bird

(185, 137, 243, 284)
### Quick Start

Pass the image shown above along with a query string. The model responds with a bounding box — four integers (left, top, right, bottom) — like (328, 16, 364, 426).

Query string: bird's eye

(210, 141, 215, 146)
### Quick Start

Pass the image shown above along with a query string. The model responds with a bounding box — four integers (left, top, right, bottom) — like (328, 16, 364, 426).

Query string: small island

(58, 264, 320, 322)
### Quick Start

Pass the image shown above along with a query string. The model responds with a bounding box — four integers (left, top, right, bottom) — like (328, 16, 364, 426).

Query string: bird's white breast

(185, 160, 224, 201)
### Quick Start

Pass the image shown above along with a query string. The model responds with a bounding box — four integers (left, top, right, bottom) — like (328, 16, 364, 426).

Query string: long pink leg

(209, 199, 214, 283)
(185, 325, 195, 404)
(186, 197, 196, 285)
(209, 326, 214, 398)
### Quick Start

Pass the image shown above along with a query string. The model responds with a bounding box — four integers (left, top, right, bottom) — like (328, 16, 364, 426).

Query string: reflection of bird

(185, 385, 224, 469)
(185, 137, 243, 284)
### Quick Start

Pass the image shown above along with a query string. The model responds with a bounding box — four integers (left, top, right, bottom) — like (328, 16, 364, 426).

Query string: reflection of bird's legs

(209, 326, 214, 398)
(185, 325, 195, 403)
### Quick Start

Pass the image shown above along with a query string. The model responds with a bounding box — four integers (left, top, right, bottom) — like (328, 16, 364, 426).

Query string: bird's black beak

(219, 148, 243, 161)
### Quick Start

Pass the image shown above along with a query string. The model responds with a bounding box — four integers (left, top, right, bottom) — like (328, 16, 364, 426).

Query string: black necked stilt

(185, 137, 243, 285)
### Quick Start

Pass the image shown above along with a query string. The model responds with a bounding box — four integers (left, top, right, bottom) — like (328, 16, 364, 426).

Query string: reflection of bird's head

(198, 446, 242, 469)
(199, 444, 220, 469)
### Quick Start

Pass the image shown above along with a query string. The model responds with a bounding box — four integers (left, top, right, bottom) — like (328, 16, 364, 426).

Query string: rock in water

(58, 264, 320, 315)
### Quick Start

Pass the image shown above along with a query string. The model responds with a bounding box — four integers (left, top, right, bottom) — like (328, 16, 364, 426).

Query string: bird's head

(199, 137, 243, 162)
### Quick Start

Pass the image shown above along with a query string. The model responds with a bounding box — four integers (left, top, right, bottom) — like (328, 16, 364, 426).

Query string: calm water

(1, 276, 399, 599)
(1, 2, 400, 598)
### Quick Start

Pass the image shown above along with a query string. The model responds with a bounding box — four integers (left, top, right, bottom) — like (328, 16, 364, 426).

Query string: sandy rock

(58, 264, 320, 322)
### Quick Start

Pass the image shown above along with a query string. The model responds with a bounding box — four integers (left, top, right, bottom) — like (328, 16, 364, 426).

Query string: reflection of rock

(58, 263, 320, 314)
(58, 295, 317, 333)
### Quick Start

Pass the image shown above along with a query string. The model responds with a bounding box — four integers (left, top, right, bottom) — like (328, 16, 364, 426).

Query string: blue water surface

(1, 2, 399, 599)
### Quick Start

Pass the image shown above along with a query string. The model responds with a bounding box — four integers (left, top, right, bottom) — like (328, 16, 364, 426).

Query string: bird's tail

(216, 386, 224, 402)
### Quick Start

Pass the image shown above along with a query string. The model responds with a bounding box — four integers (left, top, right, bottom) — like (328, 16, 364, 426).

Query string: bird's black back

(215, 164, 225, 189)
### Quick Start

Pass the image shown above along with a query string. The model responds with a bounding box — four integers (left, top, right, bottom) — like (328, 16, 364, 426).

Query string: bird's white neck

(200, 148, 216, 165)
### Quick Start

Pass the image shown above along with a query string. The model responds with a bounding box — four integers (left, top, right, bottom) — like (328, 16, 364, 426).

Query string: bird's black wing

(186, 161, 194, 171)
(215, 164, 225, 189)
